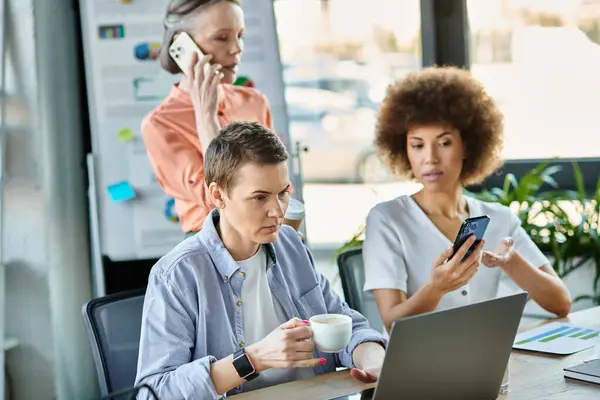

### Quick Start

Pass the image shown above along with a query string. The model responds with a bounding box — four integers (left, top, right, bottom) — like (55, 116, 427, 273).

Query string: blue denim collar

(197, 209, 277, 282)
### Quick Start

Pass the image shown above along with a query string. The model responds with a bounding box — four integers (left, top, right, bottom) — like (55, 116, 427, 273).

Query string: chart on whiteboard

(513, 322, 599, 355)
(79, 0, 289, 260)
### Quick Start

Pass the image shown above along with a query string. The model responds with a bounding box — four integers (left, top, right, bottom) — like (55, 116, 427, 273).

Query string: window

(468, 0, 600, 160)
(274, 0, 423, 249)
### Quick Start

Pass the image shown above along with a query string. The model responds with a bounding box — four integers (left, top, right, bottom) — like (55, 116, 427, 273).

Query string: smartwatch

(232, 348, 259, 381)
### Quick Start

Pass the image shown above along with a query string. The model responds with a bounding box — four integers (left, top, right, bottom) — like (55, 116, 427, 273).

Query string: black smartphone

(450, 215, 490, 261)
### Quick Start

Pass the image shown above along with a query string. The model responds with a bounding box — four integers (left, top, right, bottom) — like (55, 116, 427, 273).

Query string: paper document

(513, 321, 598, 355)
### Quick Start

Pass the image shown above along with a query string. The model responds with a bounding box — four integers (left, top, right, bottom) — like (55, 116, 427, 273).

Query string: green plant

(336, 223, 365, 259)
(470, 162, 600, 304)
(337, 161, 600, 304)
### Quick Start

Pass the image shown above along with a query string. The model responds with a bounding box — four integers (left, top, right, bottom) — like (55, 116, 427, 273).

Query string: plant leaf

(541, 164, 562, 178)
(503, 173, 519, 195)
(537, 164, 562, 189)
(573, 295, 594, 303)
(572, 162, 586, 201)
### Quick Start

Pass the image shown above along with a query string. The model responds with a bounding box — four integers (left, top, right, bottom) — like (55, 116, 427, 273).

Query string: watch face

(234, 353, 255, 377)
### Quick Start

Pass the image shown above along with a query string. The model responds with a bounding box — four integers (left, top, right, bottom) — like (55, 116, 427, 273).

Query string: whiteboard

(79, 0, 291, 261)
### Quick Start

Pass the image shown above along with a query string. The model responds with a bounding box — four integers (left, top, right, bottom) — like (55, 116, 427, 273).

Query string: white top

(240, 247, 286, 345)
(363, 195, 549, 311)
(238, 246, 314, 390)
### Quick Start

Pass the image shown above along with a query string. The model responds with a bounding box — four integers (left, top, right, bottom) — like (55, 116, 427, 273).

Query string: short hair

(159, 0, 241, 74)
(204, 121, 289, 192)
(375, 66, 504, 186)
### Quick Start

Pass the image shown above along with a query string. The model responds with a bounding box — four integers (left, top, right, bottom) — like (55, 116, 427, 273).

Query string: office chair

(82, 289, 146, 400)
(336, 247, 385, 333)
(336, 248, 366, 313)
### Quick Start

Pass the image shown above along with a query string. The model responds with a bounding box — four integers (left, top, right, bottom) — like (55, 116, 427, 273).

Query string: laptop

(330, 292, 528, 400)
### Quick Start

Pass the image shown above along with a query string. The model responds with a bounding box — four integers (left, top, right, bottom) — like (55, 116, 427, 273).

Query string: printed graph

(513, 322, 599, 355)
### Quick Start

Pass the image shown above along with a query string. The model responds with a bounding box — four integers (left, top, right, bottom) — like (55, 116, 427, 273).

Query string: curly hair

(375, 66, 504, 186)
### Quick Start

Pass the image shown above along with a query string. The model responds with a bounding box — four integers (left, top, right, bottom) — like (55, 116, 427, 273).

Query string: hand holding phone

(428, 236, 485, 297)
(426, 216, 490, 297)
(169, 32, 223, 145)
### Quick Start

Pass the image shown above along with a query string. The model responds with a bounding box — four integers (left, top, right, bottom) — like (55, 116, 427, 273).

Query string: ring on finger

(214, 69, 221, 76)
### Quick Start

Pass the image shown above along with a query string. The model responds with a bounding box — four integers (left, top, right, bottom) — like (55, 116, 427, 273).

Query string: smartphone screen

(450, 215, 490, 261)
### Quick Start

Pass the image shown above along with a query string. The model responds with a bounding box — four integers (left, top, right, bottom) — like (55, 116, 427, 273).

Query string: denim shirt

(135, 209, 386, 399)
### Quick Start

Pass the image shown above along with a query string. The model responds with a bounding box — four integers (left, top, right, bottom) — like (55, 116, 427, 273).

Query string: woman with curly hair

(362, 67, 571, 332)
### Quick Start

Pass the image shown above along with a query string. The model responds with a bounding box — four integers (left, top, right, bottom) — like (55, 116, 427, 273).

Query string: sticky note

(107, 181, 136, 202)
(118, 128, 135, 143)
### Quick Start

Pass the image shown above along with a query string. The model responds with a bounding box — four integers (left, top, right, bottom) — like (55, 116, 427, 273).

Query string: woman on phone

(143, 0, 276, 235)
(362, 67, 571, 332)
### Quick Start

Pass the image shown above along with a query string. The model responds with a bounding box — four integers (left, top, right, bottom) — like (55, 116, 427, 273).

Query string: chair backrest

(82, 289, 146, 398)
(336, 248, 366, 313)
(337, 247, 385, 333)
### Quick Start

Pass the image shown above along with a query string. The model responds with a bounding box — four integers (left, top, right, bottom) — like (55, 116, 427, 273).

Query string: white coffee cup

(284, 198, 305, 231)
(309, 314, 352, 353)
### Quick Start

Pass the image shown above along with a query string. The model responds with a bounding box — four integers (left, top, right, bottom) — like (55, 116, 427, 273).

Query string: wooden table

(498, 305, 600, 399)
(233, 306, 600, 399)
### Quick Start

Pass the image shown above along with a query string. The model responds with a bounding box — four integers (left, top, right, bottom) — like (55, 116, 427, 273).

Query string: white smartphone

(168, 32, 206, 74)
